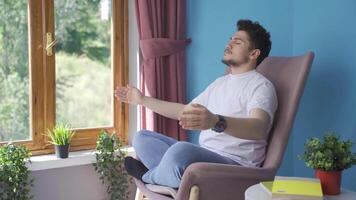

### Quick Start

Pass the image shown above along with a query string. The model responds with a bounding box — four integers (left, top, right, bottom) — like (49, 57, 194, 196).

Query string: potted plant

(47, 123, 75, 158)
(299, 132, 356, 195)
(93, 130, 132, 200)
(0, 143, 34, 199)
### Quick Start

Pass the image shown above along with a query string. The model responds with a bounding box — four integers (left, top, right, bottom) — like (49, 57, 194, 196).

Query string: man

(115, 19, 277, 188)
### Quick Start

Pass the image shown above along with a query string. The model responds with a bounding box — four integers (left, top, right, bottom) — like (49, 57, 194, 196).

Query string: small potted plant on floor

(0, 143, 34, 199)
(299, 132, 356, 195)
(47, 123, 75, 158)
(93, 130, 132, 200)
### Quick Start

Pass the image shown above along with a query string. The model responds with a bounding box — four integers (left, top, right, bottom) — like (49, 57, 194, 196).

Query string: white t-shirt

(191, 70, 278, 167)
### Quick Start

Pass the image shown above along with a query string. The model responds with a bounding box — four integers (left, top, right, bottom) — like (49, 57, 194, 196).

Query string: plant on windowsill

(93, 130, 132, 200)
(0, 143, 34, 200)
(47, 123, 75, 159)
(298, 132, 356, 195)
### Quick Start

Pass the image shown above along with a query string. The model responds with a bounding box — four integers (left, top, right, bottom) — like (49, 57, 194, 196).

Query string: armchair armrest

(175, 162, 276, 200)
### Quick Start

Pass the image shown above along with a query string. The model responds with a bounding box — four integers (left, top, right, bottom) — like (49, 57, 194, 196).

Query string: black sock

(124, 156, 149, 182)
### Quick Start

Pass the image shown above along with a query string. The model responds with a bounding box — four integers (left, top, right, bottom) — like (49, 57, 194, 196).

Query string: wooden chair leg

(135, 187, 144, 200)
(189, 185, 199, 200)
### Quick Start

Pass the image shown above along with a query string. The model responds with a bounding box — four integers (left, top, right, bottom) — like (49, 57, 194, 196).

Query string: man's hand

(114, 85, 143, 105)
(178, 103, 218, 130)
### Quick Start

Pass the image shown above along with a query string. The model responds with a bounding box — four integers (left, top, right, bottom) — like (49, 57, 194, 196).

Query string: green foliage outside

(56, 52, 112, 128)
(0, 144, 33, 200)
(93, 130, 132, 200)
(0, 0, 30, 141)
(54, 0, 111, 65)
(0, 0, 113, 141)
(299, 132, 356, 171)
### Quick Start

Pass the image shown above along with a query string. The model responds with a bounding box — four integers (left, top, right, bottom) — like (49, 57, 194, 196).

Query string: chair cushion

(145, 184, 178, 199)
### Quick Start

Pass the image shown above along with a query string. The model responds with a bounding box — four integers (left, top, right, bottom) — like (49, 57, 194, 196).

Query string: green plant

(47, 123, 75, 145)
(93, 130, 132, 200)
(299, 132, 356, 171)
(0, 143, 34, 200)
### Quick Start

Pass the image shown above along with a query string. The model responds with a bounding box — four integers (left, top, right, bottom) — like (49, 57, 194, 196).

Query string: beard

(221, 55, 249, 67)
(221, 58, 238, 66)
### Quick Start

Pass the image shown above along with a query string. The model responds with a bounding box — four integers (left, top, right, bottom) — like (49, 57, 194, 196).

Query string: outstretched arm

(114, 85, 187, 120)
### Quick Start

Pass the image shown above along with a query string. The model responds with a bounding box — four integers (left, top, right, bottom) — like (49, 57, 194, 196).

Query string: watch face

(213, 117, 227, 133)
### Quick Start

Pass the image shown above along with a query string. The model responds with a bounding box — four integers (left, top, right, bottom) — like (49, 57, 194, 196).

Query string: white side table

(245, 184, 356, 200)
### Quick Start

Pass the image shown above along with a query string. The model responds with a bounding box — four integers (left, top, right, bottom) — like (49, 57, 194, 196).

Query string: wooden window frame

(0, 0, 129, 155)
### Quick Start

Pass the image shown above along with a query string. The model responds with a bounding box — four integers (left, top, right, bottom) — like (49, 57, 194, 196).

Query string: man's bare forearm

(223, 117, 268, 140)
(140, 96, 186, 120)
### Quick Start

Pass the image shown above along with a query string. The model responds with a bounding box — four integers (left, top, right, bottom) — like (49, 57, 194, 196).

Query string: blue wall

(292, 0, 356, 191)
(186, 0, 356, 190)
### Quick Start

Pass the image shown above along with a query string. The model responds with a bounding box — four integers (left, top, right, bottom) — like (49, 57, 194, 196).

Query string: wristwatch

(211, 115, 227, 133)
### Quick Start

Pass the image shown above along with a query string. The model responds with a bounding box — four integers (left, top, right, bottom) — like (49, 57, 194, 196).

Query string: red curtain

(135, 0, 190, 141)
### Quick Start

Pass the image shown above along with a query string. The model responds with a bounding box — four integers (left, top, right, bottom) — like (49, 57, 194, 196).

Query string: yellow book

(260, 176, 323, 200)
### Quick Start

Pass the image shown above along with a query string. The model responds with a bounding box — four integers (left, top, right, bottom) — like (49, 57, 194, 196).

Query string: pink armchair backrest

(256, 52, 314, 170)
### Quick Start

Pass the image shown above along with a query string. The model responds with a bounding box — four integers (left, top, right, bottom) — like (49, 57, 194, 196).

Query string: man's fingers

(115, 89, 129, 102)
(116, 85, 136, 92)
(115, 86, 133, 104)
(116, 94, 128, 101)
(191, 103, 204, 108)
(180, 120, 201, 127)
(117, 94, 127, 100)
(115, 87, 128, 95)
(181, 124, 201, 130)
(180, 121, 200, 127)
(182, 109, 202, 115)
(115, 90, 127, 97)
(179, 116, 202, 128)
(179, 114, 200, 121)
(185, 104, 205, 112)
(180, 119, 201, 124)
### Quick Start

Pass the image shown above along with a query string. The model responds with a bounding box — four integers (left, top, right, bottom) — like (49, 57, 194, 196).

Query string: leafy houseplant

(93, 130, 132, 200)
(299, 132, 356, 195)
(47, 123, 75, 158)
(0, 144, 34, 200)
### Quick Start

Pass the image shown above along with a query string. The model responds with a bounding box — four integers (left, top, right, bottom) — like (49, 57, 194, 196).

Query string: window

(0, 0, 128, 155)
(0, 0, 30, 142)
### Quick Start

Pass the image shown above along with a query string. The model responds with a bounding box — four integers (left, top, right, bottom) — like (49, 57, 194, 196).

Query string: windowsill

(26, 146, 135, 171)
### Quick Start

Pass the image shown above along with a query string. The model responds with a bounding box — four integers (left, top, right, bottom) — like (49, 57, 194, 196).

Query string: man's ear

(249, 49, 261, 61)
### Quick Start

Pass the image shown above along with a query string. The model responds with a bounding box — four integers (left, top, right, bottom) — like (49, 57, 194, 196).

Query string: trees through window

(0, 0, 128, 154)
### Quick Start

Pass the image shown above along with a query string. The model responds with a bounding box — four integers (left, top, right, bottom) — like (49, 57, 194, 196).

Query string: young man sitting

(115, 19, 277, 188)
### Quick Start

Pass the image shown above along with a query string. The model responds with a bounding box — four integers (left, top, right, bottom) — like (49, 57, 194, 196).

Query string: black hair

(237, 19, 271, 65)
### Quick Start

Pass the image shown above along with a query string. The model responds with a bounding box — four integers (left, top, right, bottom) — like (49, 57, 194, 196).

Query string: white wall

(127, 0, 140, 145)
(30, 165, 137, 200)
